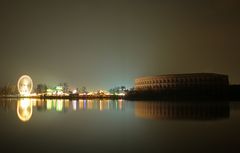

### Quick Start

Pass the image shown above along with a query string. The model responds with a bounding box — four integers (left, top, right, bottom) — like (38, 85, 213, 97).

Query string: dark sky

(0, 0, 240, 90)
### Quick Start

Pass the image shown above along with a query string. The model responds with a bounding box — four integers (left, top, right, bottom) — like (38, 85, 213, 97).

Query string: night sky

(0, 0, 239, 90)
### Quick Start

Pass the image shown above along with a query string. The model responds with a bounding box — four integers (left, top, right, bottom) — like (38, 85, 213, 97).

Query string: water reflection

(18, 99, 125, 122)
(135, 102, 230, 121)
(37, 99, 125, 112)
(17, 99, 33, 122)
(0, 99, 233, 122)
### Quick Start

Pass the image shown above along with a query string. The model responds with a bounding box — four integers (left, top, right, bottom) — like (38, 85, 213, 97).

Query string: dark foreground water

(0, 99, 240, 153)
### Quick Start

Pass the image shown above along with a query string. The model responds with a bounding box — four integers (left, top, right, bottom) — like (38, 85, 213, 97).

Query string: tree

(9, 85, 18, 95)
(80, 86, 87, 93)
(36, 84, 47, 94)
(59, 82, 69, 93)
(0, 84, 18, 95)
(120, 86, 126, 91)
(109, 86, 126, 94)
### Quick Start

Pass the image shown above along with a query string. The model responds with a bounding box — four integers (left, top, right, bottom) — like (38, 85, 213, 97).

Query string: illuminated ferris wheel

(17, 75, 33, 96)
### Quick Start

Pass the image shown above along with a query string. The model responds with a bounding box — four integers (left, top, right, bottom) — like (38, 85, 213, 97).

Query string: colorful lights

(15, 99, 125, 122)
(15, 75, 128, 99)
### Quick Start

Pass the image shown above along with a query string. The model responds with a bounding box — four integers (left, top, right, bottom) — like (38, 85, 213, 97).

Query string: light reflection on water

(17, 99, 33, 122)
(16, 99, 125, 122)
(35, 99, 125, 112)
(0, 99, 233, 122)
(0, 99, 240, 153)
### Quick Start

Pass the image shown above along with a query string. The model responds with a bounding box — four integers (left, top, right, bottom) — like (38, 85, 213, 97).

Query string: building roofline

(135, 73, 228, 80)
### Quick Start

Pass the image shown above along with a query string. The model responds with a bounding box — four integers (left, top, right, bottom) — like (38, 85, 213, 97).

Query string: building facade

(135, 73, 229, 91)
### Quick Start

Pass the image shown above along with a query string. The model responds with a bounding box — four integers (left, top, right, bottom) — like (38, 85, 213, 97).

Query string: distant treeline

(0, 85, 18, 95)
(0, 82, 129, 96)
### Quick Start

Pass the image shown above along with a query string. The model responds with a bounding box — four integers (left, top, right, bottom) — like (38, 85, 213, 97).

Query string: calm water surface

(0, 99, 240, 153)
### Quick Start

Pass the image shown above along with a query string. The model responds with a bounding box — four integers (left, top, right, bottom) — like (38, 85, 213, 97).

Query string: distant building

(46, 86, 64, 96)
(135, 73, 229, 91)
(132, 73, 230, 99)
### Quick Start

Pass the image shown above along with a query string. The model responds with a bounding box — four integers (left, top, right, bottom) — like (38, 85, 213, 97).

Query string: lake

(0, 98, 240, 153)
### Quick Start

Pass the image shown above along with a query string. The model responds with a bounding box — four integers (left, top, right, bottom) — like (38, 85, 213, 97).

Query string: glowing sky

(0, 0, 239, 90)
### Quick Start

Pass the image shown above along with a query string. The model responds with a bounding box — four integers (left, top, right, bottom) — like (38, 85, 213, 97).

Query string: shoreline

(0, 95, 239, 102)
(0, 95, 124, 100)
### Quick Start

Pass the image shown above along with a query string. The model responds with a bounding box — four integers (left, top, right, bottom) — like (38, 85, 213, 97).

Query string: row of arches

(135, 76, 228, 86)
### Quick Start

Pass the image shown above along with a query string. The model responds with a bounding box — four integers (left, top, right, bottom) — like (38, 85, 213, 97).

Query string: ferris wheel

(17, 75, 33, 96)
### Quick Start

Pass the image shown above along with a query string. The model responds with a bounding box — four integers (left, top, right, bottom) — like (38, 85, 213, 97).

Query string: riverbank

(1, 89, 239, 101)
(0, 94, 124, 100)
